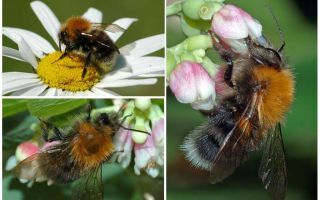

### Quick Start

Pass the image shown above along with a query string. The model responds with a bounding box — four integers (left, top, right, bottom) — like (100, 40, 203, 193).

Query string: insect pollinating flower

(3, 1, 164, 96)
(5, 99, 164, 199)
(167, 1, 294, 199)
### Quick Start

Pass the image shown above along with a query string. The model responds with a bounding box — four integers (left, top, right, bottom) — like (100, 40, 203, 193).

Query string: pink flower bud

(169, 61, 216, 111)
(15, 141, 39, 162)
(212, 4, 262, 53)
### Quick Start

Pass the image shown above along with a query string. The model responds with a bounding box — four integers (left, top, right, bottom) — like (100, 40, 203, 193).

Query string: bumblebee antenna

(266, 5, 285, 52)
(86, 103, 92, 121)
(118, 124, 151, 135)
(117, 114, 151, 135)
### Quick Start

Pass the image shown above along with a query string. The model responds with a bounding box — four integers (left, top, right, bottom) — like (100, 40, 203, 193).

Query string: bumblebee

(182, 31, 294, 200)
(58, 16, 124, 78)
(13, 105, 148, 200)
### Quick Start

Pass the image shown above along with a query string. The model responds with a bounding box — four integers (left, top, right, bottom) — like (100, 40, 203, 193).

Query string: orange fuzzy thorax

(70, 122, 114, 170)
(61, 16, 91, 41)
(254, 66, 294, 130)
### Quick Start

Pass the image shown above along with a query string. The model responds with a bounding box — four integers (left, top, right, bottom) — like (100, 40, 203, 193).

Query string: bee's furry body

(59, 17, 119, 74)
(14, 112, 117, 184)
(182, 36, 294, 172)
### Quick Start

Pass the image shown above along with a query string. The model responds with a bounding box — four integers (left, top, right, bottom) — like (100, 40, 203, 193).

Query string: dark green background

(3, 0, 164, 96)
(167, 0, 317, 199)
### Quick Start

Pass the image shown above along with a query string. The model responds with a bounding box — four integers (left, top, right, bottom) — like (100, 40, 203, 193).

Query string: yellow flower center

(37, 51, 100, 92)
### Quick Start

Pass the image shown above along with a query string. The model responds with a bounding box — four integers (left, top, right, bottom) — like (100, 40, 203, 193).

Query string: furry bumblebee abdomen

(181, 105, 235, 171)
(70, 122, 114, 170)
(254, 66, 294, 130)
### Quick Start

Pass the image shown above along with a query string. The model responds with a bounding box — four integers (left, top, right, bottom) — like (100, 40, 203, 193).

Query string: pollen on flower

(36, 51, 100, 91)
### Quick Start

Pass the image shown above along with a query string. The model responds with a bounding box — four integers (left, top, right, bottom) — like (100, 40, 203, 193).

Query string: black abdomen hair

(181, 103, 236, 171)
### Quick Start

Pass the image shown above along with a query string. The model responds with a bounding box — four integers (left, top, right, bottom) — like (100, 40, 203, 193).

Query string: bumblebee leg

(223, 56, 234, 88)
(86, 103, 92, 121)
(40, 119, 64, 142)
(208, 31, 234, 88)
(82, 52, 93, 78)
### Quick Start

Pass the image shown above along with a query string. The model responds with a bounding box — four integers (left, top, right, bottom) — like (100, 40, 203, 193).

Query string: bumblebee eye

(97, 113, 110, 125)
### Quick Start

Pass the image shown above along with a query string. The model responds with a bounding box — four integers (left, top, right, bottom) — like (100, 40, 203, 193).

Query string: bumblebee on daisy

(3, 1, 165, 96)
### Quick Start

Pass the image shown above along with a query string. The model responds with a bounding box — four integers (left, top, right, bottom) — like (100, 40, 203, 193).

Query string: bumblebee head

(58, 30, 70, 48)
(95, 113, 111, 126)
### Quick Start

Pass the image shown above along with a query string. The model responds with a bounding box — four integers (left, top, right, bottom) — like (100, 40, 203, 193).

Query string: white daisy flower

(3, 1, 165, 96)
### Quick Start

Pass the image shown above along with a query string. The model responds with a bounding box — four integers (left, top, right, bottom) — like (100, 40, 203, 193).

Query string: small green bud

(202, 56, 220, 77)
(166, 50, 176, 77)
(135, 99, 151, 111)
(167, 0, 183, 16)
(185, 35, 213, 51)
(182, 0, 205, 20)
(199, 2, 223, 20)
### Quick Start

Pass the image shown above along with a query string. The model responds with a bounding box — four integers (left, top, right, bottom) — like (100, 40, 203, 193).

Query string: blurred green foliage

(3, 0, 165, 96)
(2, 99, 164, 200)
(167, 0, 317, 199)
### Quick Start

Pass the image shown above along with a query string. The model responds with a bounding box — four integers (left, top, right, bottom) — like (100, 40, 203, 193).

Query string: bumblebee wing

(209, 92, 262, 183)
(259, 123, 287, 200)
(80, 31, 119, 53)
(72, 165, 104, 200)
(12, 144, 65, 183)
(91, 23, 125, 33)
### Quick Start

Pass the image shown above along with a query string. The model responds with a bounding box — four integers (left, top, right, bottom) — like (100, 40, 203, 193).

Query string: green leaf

(181, 15, 211, 37)
(27, 99, 88, 118)
(3, 99, 28, 118)
(102, 163, 125, 181)
(166, 0, 183, 16)
(3, 175, 23, 200)
(3, 115, 37, 149)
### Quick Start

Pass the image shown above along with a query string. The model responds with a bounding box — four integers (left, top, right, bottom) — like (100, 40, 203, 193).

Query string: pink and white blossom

(169, 61, 216, 111)
(212, 4, 262, 54)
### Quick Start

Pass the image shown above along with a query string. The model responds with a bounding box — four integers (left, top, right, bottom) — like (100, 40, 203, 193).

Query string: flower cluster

(112, 99, 164, 177)
(3, 1, 164, 96)
(167, 0, 263, 110)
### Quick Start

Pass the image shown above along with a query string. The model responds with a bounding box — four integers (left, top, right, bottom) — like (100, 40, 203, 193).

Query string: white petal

(3, 46, 25, 62)
(5, 156, 17, 171)
(44, 88, 57, 96)
(30, 1, 61, 46)
(11, 84, 48, 96)
(107, 18, 138, 42)
(56, 89, 64, 96)
(18, 38, 38, 68)
(82, 8, 102, 23)
(121, 56, 164, 72)
(3, 79, 42, 95)
(138, 72, 165, 77)
(3, 28, 43, 59)
(91, 87, 120, 97)
(96, 78, 157, 88)
(3, 28, 55, 57)
(82, 90, 97, 96)
(62, 91, 76, 97)
(120, 34, 164, 56)
(3, 72, 38, 82)
(102, 65, 163, 82)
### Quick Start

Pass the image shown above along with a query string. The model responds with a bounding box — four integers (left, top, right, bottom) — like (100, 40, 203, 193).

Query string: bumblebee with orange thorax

(13, 105, 148, 200)
(182, 30, 294, 199)
(58, 16, 125, 78)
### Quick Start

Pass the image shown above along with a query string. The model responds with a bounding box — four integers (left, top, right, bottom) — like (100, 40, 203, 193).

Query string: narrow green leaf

(3, 116, 37, 149)
(3, 99, 28, 118)
(27, 99, 88, 118)
(167, 0, 183, 16)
